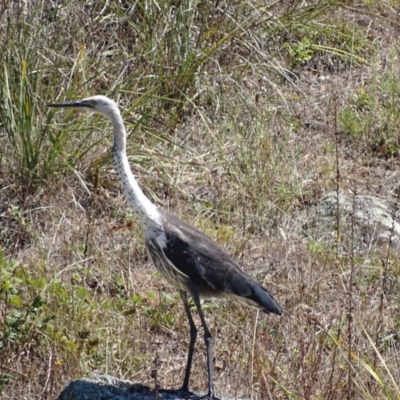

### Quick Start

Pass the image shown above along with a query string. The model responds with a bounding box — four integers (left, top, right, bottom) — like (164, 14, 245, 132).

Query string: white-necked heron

(47, 95, 283, 399)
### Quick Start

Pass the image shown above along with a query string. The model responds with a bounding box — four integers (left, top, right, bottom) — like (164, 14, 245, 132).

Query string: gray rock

(298, 190, 400, 251)
(57, 374, 247, 400)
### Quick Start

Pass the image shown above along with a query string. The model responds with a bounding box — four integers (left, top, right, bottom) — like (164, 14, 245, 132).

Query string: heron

(47, 95, 283, 400)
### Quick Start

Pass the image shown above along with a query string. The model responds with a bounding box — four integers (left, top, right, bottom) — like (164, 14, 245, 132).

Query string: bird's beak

(46, 100, 93, 109)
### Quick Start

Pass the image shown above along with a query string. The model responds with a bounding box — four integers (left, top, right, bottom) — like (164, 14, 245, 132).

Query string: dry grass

(1, 1, 400, 399)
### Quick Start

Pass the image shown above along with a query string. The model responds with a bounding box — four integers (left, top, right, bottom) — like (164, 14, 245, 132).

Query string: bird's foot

(158, 387, 198, 399)
(198, 391, 220, 400)
(158, 386, 220, 400)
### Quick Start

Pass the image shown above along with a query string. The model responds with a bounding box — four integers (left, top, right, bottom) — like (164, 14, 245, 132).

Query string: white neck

(108, 108, 161, 229)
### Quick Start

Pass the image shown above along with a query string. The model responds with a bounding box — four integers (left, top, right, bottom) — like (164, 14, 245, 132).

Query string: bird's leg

(180, 290, 198, 393)
(193, 296, 215, 400)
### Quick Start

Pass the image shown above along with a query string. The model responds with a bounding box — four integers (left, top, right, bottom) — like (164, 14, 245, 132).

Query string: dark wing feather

(160, 209, 283, 316)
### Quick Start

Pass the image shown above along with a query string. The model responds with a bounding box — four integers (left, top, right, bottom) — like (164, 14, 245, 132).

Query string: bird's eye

(83, 100, 97, 108)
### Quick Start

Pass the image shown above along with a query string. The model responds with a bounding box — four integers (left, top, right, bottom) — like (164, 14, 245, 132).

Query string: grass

(1, 0, 400, 399)
(339, 62, 400, 158)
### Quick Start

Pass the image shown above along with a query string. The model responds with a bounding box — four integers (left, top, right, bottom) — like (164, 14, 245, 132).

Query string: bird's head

(47, 95, 119, 118)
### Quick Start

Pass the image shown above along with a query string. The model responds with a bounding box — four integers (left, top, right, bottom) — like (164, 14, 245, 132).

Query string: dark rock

(57, 374, 247, 400)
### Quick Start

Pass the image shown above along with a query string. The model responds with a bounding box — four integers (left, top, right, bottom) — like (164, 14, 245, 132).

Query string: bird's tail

(225, 281, 283, 316)
(252, 283, 283, 316)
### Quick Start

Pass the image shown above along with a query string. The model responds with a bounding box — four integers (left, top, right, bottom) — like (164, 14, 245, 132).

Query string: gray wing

(160, 210, 283, 316)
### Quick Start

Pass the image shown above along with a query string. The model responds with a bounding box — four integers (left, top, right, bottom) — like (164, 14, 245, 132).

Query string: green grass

(1, 1, 400, 399)
(339, 57, 400, 158)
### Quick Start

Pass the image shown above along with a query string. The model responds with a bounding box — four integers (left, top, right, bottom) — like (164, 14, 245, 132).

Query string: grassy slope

(1, 1, 400, 399)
